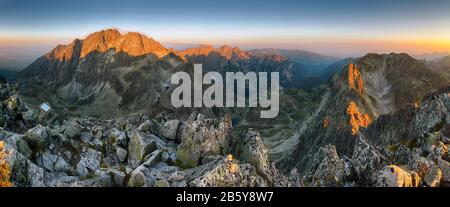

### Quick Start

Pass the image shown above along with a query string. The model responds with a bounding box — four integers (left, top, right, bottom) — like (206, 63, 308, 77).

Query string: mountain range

(18, 29, 334, 117)
(1, 28, 449, 187)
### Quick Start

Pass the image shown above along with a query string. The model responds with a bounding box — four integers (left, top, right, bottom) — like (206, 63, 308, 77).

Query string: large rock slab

(375, 165, 415, 187)
(128, 130, 165, 168)
(176, 112, 232, 168)
(4, 143, 45, 187)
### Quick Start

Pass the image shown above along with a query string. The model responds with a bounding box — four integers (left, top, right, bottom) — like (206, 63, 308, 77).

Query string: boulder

(159, 119, 180, 141)
(375, 165, 414, 187)
(63, 120, 82, 139)
(3, 133, 32, 159)
(183, 156, 268, 187)
(409, 98, 447, 139)
(235, 128, 291, 186)
(433, 141, 448, 158)
(24, 124, 49, 149)
(128, 130, 165, 168)
(109, 128, 127, 147)
(95, 168, 125, 187)
(54, 156, 71, 172)
(424, 165, 442, 187)
(235, 129, 270, 177)
(137, 120, 159, 133)
(116, 147, 127, 162)
(80, 132, 92, 144)
(176, 112, 232, 168)
(21, 109, 38, 126)
(41, 151, 58, 171)
(127, 170, 146, 187)
(306, 144, 346, 187)
(154, 179, 170, 187)
(351, 134, 386, 186)
(126, 150, 162, 187)
(4, 143, 45, 187)
(409, 154, 435, 178)
(76, 148, 101, 177)
(437, 158, 450, 183)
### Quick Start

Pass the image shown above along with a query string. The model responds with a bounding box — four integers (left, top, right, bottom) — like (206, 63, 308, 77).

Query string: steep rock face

(47, 29, 168, 61)
(235, 129, 272, 179)
(409, 97, 447, 139)
(235, 129, 290, 186)
(20, 29, 184, 117)
(355, 53, 447, 117)
(281, 53, 448, 176)
(350, 134, 386, 186)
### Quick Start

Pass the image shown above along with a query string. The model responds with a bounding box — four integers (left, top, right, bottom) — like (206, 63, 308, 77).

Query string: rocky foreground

(1, 81, 450, 187)
(0, 83, 295, 187)
(297, 87, 450, 187)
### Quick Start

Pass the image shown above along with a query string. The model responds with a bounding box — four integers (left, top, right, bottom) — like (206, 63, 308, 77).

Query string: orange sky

(2, 34, 449, 58)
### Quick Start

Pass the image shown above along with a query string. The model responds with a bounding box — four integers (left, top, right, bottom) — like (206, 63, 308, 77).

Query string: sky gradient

(1, 0, 450, 57)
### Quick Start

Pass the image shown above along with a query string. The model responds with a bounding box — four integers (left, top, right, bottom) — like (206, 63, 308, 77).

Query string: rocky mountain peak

(81, 29, 169, 58)
(44, 29, 170, 61)
(179, 44, 249, 60)
(80, 29, 123, 58)
(217, 45, 249, 59)
(178, 44, 216, 58)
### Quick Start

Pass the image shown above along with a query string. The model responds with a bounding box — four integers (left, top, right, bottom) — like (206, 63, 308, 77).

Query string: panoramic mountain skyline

(1, 1, 450, 189)
(1, 0, 450, 58)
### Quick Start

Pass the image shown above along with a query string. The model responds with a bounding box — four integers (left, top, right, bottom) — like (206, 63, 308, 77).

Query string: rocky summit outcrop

(235, 129, 290, 186)
(302, 144, 348, 187)
(176, 112, 232, 168)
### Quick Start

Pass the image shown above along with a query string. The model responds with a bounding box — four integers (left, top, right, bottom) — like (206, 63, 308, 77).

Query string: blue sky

(1, 0, 450, 56)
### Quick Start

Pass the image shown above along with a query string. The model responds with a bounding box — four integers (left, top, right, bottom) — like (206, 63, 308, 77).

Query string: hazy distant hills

(427, 55, 450, 80)
(250, 48, 340, 77)
(250, 48, 339, 66)
(0, 68, 18, 81)
(413, 52, 450, 61)
(0, 46, 51, 71)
